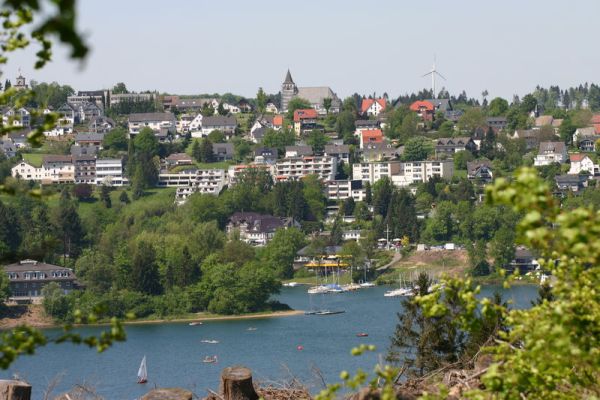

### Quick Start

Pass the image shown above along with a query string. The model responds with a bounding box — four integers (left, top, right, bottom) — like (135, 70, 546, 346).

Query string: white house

(199, 116, 237, 137)
(11, 161, 43, 181)
(128, 112, 177, 136)
(391, 160, 454, 187)
(222, 103, 241, 114)
(3, 108, 30, 128)
(188, 114, 204, 135)
(360, 98, 387, 117)
(95, 158, 126, 186)
(533, 141, 568, 166)
(568, 154, 597, 175)
(265, 102, 279, 113)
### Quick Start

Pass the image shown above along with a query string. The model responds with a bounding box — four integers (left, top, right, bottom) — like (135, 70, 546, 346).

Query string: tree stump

(0, 380, 31, 400)
(141, 388, 193, 400)
(219, 366, 258, 400)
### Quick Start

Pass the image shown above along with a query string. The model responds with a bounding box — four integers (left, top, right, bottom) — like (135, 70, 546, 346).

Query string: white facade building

(174, 169, 226, 204)
(95, 159, 125, 186)
(11, 161, 43, 181)
(325, 180, 366, 202)
(274, 156, 337, 181)
(391, 160, 454, 187)
(352, 161, 401, 183)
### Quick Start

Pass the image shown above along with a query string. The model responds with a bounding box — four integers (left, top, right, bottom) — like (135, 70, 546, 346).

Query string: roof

(296, 87, 340, 107)
(555, 174, 587, 185)
(75, 133, 104, 142)
(361, 129, 384, 144)
(71, 145, 99, 157)
(285, 145, 313, 156)
(43, 155, 72, 164)
(272, 115, 284, 126)
(486, 117, 507, 123)
(576, 127, 597, 137)
(324, 144, 350, 154)
(254, 147, 278, 158)
(293, 109, 318, 122)
(410, 100, 434, 112)
(129, 112, 175, 123)
(539, 141, 566, 154)
(535, 115, 554, 126)
(436, 137, 473, 146)
(467, 160, 492, 175)
(213, 142, 234, 155)
(202, 115, 237, 127)
(569, 153, 589, 162)
(228, 212, 287, 234)
(4, 259, 76, 282)
(88, 116, 115, 126)
(355, 119, 380, 128)
(424, 98, 452, 112)
(283, 69, 295, 85)
(166, 153, 193, 162)
(360, 98, 387, 114)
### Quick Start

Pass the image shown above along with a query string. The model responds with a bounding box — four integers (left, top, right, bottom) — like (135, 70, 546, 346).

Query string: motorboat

(359, 282, 376, 288)
(200, 340, 219, 344)
(283, 282, 300, 287)
(189, 322, 202, 326)
(203, 355, 218, 364)
(356, 333, 369, 337)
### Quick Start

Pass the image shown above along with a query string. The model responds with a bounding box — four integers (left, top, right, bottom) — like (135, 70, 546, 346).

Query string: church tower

(14, 69, 27, 90)
(281, 69, 297, 113)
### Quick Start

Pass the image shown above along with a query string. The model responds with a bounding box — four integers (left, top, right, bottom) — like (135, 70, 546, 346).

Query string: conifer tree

(56, 189, 84, 263)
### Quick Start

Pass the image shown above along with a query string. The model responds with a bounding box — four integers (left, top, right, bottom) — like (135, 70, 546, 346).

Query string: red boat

(356, 333, 369, 337)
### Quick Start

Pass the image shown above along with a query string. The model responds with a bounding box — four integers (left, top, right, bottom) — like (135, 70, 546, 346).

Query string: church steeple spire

(283, 69, 294, 85)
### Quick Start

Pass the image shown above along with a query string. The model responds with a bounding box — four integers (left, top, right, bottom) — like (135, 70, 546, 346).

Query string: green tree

(488, 97, 509, 117)
(335, 110, 356, 140)
(402, 136, 433, 161)
(372, 177, 393, 217)
(468, 240, 490, 276)
(256, 87, 267, 113)
(453, 150, 475, 170)
(262, 128, 296, 154)
(131, 241, 162, 295)
(261, 227, 305, 278)
(323, 97, 332, 114)
(75, 249, 115, 294)
(207, 129, 225, 143)
(112, 82, 128, 94)
(100, 185, 111, 208)
(480, 126, 497, 159)
(191, 139, 201, 162)
(119, 190, 130, 204)
(56, 188, 84, 262)
(217, 102, 227, 116)
(386, 189, 419, 241)
(305, 129, 329, 153)
(302, 175, 326, 222)
(42, 282, 71, 321)
(489, 226, 515, 271)
(103, 128, 128, 151)
(286, 97, 312, 119)
(199, 138, 214, 163)
(457, 107, 486, 133)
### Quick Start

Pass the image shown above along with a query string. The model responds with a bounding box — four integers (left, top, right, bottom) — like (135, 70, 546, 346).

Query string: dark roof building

(4, 259, 79, 298)
(212, 143, 234, 161)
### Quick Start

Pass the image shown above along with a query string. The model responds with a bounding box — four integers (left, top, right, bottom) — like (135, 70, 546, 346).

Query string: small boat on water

(283, 282, 300, 287)
(359, 282, 376, 288)
(203, 355, 218, 364)
(247, 327, 257, 331)
(314, 310, 345, 316)
(384, 287, 414, 297)
(342, 283, 361, 291)
(201, 340, 219, 344)
(137, 356, 148, 384)
(189, 322, 202, 326)
(356, 333, 369, 337)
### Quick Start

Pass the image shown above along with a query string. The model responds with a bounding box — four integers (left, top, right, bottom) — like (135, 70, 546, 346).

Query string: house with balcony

(226, 212, 298, 246)
(467, 160, 493, 183)
(128, 112, 176, 138)
(435, 137, 476, 156)
(391, 160, 454, 187)
(213, 143, 234, 161)
(533, 141, 567, 166)
(324, 144, 350, 164)
(95, 158, 126, 186)
(352, 161, 401, 183)
(360, 98, 386, 117)
(199, 116, 237, 138)
(325, 179, 366, 202)
(174, 169, 227, 204)
(42, 155, 74, 184)
(274, 156, 337, 181)
(293, 109, 319, 134)
(73, 155, 96, 184)
(573, 127, 600, 152)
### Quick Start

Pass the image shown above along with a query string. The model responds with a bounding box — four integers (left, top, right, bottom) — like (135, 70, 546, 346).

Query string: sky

(4, 0, 600, 101)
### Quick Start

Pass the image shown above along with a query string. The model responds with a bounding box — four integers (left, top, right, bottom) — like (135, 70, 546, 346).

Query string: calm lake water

(4, 284, 538, 399)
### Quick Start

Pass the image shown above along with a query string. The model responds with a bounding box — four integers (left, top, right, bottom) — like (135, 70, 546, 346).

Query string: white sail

(137, 356, 147, 382)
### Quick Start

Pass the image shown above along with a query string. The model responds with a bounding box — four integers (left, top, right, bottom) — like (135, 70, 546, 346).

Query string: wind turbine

(422, 56, 446, 99)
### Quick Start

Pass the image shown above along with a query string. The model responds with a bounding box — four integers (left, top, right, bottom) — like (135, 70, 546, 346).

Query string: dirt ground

(0, 304, 54, 329)
(391, 249, 470, 278)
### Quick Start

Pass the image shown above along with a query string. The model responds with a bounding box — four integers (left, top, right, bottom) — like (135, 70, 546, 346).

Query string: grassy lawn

(195, 161, 234, 170)
(22, 153, 44, 167)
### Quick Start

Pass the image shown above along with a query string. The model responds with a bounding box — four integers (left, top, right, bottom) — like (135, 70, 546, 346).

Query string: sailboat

(137, 356, 148, 384)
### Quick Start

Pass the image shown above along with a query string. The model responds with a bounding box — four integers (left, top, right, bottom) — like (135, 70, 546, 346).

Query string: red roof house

(360, 129, 384, 149)
(409, 100, 435, 121)
(293, 109, 318, 122)
(361, 98, 387, 116)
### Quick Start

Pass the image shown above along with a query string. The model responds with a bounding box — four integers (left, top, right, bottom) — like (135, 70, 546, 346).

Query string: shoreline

(0, 309, 305, 330)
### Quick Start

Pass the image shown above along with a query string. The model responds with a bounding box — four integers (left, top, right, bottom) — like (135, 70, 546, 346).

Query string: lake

(3, 284, 538, 399)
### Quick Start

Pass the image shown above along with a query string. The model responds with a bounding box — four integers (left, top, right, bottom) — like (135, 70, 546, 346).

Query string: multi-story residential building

(88, 116, 115, 133)
(486, 117, 507, 131)
(573, 127, 600, 152)
(533, 141, 567, 166)
(67, 90, 108, 109)
(42, 155, 74, 184)
(359, 129, 384, 149)
(73, 155, 96, 184)
(109, 92, 154, 106)
(95, 158, 125, 186)
(467, 160, 493, 183)
(254, 147, 278, 165)
(158, 168, 198, 187)
(174, 169, 226, 204)
(352, 161, 401, 183)
(275, 156, 337, 181)
(11, 160, 44, 181)
(75, 133, 104, 148)
(325, 179, 366, 202)
(391, 160, 454, 187)
(435, 137, 476, 156)
(361, 142, 401, 162)
(354, 120, 380, 137)
(293, 109, 318, 134)
(4, 259, 78, 298)
(128, 112, 176, 137)
(227, 164, 273, 185)
(324, 144, 350, 164)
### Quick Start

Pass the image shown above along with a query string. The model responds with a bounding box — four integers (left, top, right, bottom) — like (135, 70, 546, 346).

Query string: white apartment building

(274, 156, 337, 181)
(128, 112, 176, 135)
(109, 92, 153, 106)
(95, 159, 125, 186)
(325, 180, 366, 202)
(158, 169, 198, 187)
(391, 160, 454, 187)
(175, 169, 226, 204)
(352, 161, 401, 183)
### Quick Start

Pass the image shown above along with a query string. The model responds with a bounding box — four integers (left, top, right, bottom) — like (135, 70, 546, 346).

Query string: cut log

(0, 380, 31, 400)
(219, 366, 258, 400)
(141, 388, 193, 400)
